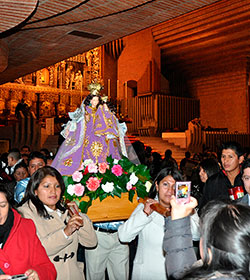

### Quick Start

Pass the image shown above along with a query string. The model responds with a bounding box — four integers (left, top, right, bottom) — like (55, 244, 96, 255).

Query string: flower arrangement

(63, 156, 152, 213)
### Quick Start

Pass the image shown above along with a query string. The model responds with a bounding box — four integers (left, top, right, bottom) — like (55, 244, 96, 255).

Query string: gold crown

(87, 81, 103, 96)
(101, 96, 108, 103)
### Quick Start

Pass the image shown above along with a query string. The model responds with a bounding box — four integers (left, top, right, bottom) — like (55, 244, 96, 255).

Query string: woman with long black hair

(19, 166, 97, 280)
(118, 167, 200, 280)
(164, 198, 250, 279)
(0, 183, 56, 280)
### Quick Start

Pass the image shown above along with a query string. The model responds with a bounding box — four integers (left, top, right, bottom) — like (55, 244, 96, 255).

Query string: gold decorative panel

(0, 47, 102, 119)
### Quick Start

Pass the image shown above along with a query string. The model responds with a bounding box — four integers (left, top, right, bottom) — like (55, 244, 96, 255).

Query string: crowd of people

(0, 82, 250, 279)
(0, 139, 249, 279)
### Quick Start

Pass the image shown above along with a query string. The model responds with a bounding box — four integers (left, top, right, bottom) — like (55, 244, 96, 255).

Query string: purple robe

(51, 104, 123, 176)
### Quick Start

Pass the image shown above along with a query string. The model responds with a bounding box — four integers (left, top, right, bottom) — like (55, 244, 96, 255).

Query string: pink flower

(126, 182, 133, 191)
(78, 162, 85, 171)
(88, 163, 98, 173)
(72, 171, 83, 182)
(99, 162, 109, 174)
(74, 183, 85, 196)
(111, 165, 123, 176)
(86, 177, 101, 191)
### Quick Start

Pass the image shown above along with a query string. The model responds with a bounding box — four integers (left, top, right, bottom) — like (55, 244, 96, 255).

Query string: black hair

(199, 158, 220, 179)
(83, 94, 102, 108)
(21, 145, 31, 152)
(40, 148, 50, 157)
(221, 141, 244, 158)
(0, 182, 17, 209)
(152, 152, 162, 162)
(185, 151, 191, 158)
(146, 146, 152, 151)
(164, 149, 172, 158)
(241, 158, 250, 174)
(20, 166, 66, 218)
(148, 167, 183, 199)
(183, 201, 250, 279)
(13, 160, 28, 175)
(149, 152, 163, 180)
(105, 101, 117, 114)
(131, 141, 146, 165)
(28, 151, 47, 166)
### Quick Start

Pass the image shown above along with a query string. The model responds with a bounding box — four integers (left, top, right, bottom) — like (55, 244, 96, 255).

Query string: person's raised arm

(170, 195, 198, 220)
(164, 196, 198, 279)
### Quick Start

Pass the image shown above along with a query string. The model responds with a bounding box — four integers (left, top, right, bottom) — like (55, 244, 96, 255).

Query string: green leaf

(136, 185, 148, 198)
(106, 155, 113, 165)
(112, 188, 122, 197)
(128, 190, 135, 202)
(79, 200, 92, 213)
(99, 192, 108, 201)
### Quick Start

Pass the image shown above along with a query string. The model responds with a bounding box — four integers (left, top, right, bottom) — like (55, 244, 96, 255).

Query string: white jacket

(118, 203, 200, 280)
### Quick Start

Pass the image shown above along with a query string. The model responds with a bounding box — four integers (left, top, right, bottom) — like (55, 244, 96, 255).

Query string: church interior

(2, 3, 250, 280)
(0, 0, 250, 159)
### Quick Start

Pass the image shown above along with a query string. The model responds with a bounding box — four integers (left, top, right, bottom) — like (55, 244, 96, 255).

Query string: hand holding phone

(175, 181, 191, 205)
(11, 275, 28, 280)
(170, 195, 198, 221)
(66, 202, 83, 228)
(68, 204, 80, 217)
(67, 201, 80, 217)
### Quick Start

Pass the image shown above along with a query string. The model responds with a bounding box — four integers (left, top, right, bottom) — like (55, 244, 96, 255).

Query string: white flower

(126, 182, 133, 191)
(83, 159, 93, 167)
(129, 173, 138, 185)
(88, 163, 98, 173)
(67, 184, 75, 196)
(113, 159, 119, 164)
(101, 182, 114, 193)
(145, 181, 152, 192)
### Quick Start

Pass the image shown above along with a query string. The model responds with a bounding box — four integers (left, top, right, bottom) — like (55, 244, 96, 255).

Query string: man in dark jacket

(238, 158, 250, 205)
(198, 141, 244, 214)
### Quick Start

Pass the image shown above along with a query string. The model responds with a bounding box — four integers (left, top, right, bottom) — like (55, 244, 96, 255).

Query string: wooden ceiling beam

(160, 30, 250, 59)
(152, 0, 250, 39)
(155, 13, 250, 49)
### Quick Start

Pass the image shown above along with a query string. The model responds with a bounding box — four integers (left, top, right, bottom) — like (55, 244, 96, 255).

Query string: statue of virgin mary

(51, 82, 128, 176)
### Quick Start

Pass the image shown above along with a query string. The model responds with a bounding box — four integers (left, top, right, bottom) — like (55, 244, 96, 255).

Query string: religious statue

(65, 65, 74, 89)
(74, 70, 82, 90)
(51, 81, 128, 175)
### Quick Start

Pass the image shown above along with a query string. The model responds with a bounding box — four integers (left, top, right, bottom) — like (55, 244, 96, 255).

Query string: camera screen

(176, 184, 189, 199)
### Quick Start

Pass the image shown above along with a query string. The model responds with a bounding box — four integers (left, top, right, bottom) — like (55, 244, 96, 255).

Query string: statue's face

(90, 96, 99, 108)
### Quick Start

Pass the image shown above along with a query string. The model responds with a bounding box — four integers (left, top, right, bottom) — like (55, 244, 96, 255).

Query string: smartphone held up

(175, 181, 191, 205)
(11, 274, 28, 280)
(67, 203, 84, 226)
(67, 204, 80, 217)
